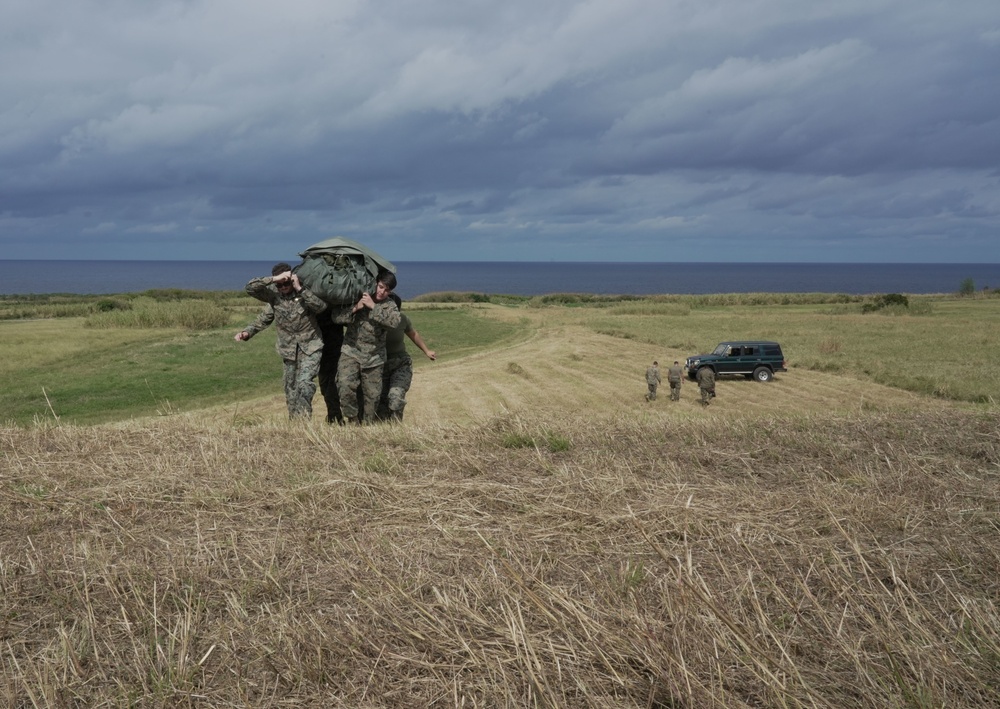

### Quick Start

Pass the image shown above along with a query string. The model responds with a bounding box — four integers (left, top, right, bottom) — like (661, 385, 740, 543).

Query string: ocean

(1, 260, 998, 298)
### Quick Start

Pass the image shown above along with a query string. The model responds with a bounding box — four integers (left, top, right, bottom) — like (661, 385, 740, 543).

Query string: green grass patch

(545, 431, 572, 452)
(500, 431, 536, 448)
(2, 322, 280, 425)
(400, 306, 521, 361)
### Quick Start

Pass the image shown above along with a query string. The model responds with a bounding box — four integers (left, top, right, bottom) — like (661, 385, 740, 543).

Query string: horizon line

(2, 258, 998, 266)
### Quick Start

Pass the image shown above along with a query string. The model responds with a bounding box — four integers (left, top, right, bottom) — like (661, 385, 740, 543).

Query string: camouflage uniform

(697, 366, 716, 406)
(645, 364, 661, 401)
(243, 276, 327, 418)
(337, 298, 401, 422)
(377, 313, 415, 421)
(667, 363, 684, 401)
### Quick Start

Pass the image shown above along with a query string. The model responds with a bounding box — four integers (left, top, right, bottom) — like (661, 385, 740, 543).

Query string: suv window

(729, 346, 742, 356)
(764, 345, 781, 356)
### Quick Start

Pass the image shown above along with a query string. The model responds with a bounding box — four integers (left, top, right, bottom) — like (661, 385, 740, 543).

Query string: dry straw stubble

(2, 407, 999, 707)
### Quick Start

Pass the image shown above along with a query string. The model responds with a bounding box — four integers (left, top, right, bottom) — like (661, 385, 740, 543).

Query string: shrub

(85, 298, 232, 330)
(141, 288, 239, 302)
(818, 338, 842, 354)
(861, 293, 909, 313)
(96, 299, 130, 312)
(410, 291, 496, 303)
(959, 278, 975, 297)
(0, 294, 137, 320)
(506, 362, 527, 376)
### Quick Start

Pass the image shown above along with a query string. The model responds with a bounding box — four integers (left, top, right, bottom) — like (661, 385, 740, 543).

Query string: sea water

(0, 260, 997, 298)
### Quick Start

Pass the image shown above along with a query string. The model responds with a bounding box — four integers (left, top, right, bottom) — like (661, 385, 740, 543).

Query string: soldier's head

(374, 272, 397, 302)
(653, 361, 658, 366)
(271, 263, 294, 292)
(674, 360, 679, 365)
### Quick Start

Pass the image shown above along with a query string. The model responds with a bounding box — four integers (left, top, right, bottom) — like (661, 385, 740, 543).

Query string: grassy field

(1, 291, 999, 706)
(4, 291, 999, 425)
(1, 296, 521, 425)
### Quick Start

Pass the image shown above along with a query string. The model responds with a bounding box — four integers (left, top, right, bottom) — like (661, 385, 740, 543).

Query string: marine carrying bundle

(293, 236, 396, 307)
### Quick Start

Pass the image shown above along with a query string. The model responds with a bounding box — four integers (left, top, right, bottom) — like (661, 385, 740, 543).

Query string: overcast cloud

(2, 0, 999, 261)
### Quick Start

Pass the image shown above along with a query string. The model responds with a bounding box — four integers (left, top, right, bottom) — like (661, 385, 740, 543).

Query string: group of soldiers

(645, 360, 715, 406)
(235, 263, 435, 423)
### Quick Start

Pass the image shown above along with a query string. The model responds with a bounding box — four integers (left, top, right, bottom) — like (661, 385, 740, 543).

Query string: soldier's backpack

(293, 237, 396, 307)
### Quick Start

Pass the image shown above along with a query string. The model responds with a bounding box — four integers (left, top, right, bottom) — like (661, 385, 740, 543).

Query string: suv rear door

(737, 344, 761, 375)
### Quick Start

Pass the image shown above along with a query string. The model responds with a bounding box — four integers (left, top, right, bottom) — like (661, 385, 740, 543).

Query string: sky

(2, 0, 999, 263)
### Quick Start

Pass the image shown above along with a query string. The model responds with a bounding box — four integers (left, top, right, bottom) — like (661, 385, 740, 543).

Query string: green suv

(685, 341, 787, 382)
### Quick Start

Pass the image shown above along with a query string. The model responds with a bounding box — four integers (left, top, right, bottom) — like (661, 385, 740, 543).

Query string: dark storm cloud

(1, 0, 999, 261)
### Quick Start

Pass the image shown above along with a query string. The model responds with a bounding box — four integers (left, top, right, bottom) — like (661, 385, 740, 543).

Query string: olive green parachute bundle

(293, 236, 396, 306)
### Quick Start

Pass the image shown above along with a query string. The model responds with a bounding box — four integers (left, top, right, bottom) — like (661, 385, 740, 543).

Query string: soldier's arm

(245, 277, 277, 304)
(371, 301, 402, 329)
(406, 328, 437, 360)
(243, 304, 275, 338)
(297, 286, 328, 314)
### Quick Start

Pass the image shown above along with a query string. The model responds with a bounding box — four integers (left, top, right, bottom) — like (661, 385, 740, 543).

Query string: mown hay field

(2, 298, 999, 707)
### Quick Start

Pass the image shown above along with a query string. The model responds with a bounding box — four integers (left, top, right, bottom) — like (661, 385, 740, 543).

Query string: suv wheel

(752, 366, 773, 382)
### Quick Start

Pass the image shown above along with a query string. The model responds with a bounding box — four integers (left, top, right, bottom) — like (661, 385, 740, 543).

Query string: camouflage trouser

(282, 349, 322, 419)
(646, 383, 658, 401)
(700, 385, 715, 405)
(669, 381, 682, 400)
(337, 356, 384, 423)
(377, 355, 413, 421)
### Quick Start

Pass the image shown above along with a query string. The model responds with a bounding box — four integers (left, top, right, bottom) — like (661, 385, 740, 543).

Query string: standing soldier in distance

(667, 360, 684, 401)
(697, 366, 716, 406)
(235, 263, 327, 419)
(645, 360, 661, 401)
